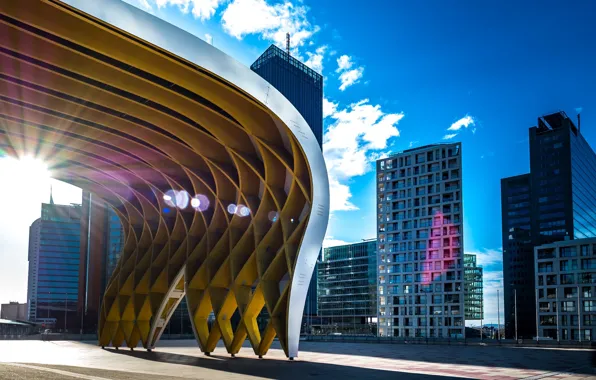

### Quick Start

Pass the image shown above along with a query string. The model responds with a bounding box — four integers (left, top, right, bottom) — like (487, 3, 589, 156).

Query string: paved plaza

(0, 340, 594, 379)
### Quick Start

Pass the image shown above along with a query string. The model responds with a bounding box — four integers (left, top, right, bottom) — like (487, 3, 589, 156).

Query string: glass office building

(36, 202, 81, 329)
(501, 174, 534, 338)
(251, 44, 324, 321)
(317, 240, 377, 335)
(377, 143, 466, 338)
(250, 45, 323, 147)
(104, 207, 124, 288)
(501, 111, 596, 339)
(463, 254, 483, 320)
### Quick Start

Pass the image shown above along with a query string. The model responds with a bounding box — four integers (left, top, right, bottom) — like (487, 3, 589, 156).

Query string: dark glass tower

(501, 111, 596, 339)
(250, 44, 323, 146)
(251, 45, 324, 321)
(36, 202, 82, 330)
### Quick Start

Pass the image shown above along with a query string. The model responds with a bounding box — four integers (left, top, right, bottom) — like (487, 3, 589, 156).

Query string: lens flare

(175, 190, 190, 209)
(236, 204, 250, 217)
(164, 190, 176, 208)
(227, 203, 237, 214)
(267, 211, 279, 222)
(190, 197, 200, 209)
(195, 194, 209, 212)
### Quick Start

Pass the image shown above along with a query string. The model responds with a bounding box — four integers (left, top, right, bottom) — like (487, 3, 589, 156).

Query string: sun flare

(0, 156, 51, 186)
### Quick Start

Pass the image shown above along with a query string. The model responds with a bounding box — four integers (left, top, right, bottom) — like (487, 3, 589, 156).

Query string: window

(561, 301, 576, 312)
(580, 273, 595, 284)
(560, 274, 574, 285)
(582, 259, 596, 270)
(538, 262, 553, 273)
(560, 247, 577, 257)
(581, 245, 590, 257)
(583, 287, 593, 298)
(584, 301, 595, 312)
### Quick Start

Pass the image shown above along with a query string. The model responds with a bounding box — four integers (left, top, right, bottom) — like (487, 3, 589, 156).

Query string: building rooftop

(250, 44, 323, 87)
(378, 142, 461, 161)
(535, 236, 596, 249)
(536, 110, 578, 135)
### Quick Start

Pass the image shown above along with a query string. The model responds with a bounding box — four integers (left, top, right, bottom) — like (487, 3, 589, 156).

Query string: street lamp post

(578, 285, 582, 343)
(514, 288, 518, 341)
(64, 292, 68, 332)
(497, 289, 500, 340)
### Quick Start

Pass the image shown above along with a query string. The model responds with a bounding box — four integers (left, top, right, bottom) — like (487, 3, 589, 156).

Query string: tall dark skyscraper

(250, 44, 323, 147)
(501, 111, 596, 339)
(28, 201, 81, 329)
(251, 44, 324, 318)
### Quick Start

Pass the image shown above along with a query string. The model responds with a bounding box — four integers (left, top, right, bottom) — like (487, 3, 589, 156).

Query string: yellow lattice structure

(0, 0, 329, 359)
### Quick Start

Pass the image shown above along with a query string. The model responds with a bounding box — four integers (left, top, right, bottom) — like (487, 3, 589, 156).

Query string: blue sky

(1, 0, 595, 325)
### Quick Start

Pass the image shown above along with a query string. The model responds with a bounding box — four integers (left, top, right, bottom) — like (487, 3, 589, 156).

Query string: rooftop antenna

(49, 185, 54, 205)
(286, 33, 290, 56)
(576, 107, 582, 132)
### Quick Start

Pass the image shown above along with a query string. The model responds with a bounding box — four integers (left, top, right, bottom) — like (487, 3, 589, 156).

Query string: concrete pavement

(0, 340, 593, 379)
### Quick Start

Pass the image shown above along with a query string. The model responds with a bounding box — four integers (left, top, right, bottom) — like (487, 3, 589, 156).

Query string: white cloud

(304, 45, 327, 73)
(323, 98, 338, 118)
(336, 55, 353, 72)
(443, 133, 457, 140)
(482, 270, 504, 324)
(466, 248, 503, 267)
(221, 0, 317, 52)
(324, 99, 403, 211)
(338, 67, 364, 91)
(323, 236, 352, 248)
(153, 0, 224, 20)
(335, 55, 364, 91)
(409, 141, 419, 148)
(447, 115, 475, 131)
(204, 33, 213, 44)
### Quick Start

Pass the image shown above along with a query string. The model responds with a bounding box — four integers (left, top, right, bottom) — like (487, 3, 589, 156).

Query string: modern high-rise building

(251, 44, 324, 320)
(501, 111, 596, 339)
(377, 143, 465, 338)
(535, 237, 595, 341)
(78, 191, 129, 333)
(250, 44, 323, 147)
(464, 254, 484, 321)
(31, 201, 82, 329)
(317, 239, 378, 335)
(104, 207, 124, 289)
(26, 219, 41, 321)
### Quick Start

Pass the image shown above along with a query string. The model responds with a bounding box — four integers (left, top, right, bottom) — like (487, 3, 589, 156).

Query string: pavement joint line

(520, 365, 593, 380)
(2, 363, 114, 380)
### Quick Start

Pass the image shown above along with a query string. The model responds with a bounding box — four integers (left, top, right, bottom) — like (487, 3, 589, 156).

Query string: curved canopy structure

(0, 0, 329, 359)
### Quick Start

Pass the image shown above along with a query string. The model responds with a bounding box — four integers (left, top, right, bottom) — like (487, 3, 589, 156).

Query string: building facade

(377, 143, 465, 338)
(250, 44, 323, 146)
(317, 240, 377, 335)
(463, 254, 483, 320)
(0, 302, 28, 321)
(501, 111, 596, 339)
(535, 238, 596, 341)
(35, 202, 82, 329)
(251, 44, 324, 321)
(501, 174, 534, 338)
(26, 218, 41, 321)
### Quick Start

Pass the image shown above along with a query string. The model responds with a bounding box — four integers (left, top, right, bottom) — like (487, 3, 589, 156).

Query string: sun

(0, 156, 51, 186)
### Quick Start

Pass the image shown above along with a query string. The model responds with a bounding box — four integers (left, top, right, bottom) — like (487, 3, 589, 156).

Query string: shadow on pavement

(295, 341, 596, 375)
(106, 348, 469, 380)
